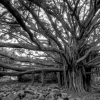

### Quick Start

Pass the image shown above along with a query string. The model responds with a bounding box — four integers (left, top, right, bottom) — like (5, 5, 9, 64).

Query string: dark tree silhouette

(0, 0, 100, 93)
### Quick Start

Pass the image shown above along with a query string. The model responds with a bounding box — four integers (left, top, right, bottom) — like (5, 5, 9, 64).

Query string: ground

(0, 78, 100, 100)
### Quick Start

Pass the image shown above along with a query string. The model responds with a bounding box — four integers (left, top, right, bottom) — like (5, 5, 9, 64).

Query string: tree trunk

(31, 72, 34, 86)
(84, 67, 91, 92)
(57, 72, 61, 87)
(41, 71, 45, 86)
(60, 72, 64, 86)
(68, 70, 76, 92)
(63, 65, 68, 88)
(75, 70, 86, 93)
(68, 69, 86, 93)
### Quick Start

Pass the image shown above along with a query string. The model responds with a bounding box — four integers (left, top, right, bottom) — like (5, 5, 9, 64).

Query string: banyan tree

(0, 0, 100, 93)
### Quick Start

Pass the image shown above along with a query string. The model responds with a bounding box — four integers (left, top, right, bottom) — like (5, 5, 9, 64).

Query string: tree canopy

(0, 0, 100, 92)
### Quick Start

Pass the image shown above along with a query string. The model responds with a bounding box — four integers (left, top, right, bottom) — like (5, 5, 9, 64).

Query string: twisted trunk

(67, 69, 84, 92)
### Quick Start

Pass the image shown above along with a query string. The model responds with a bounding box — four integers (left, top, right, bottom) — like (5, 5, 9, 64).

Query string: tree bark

(67, 69, 86, 93)
(76, 70, 85, 93)
(57, 72, 61, 87)
(63, 64, 68, 88)
(41, 71, 45, 86)
(84, 67, 91, 92)
(31, 72, 35, 86)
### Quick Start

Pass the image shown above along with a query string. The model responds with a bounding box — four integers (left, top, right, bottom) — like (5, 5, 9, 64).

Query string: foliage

(0, 82, 95, 100)
(0, 82, 100, 100)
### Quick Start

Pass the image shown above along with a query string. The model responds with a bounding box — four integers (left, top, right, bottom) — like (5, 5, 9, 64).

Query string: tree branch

(0, 42, 64, 54)
(19, 1, 64, 50)
(0, 68, 63, 76)
(0, 52, 60, 66)
(76, 46, 100, 63)
(0, 0, 41, 48)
